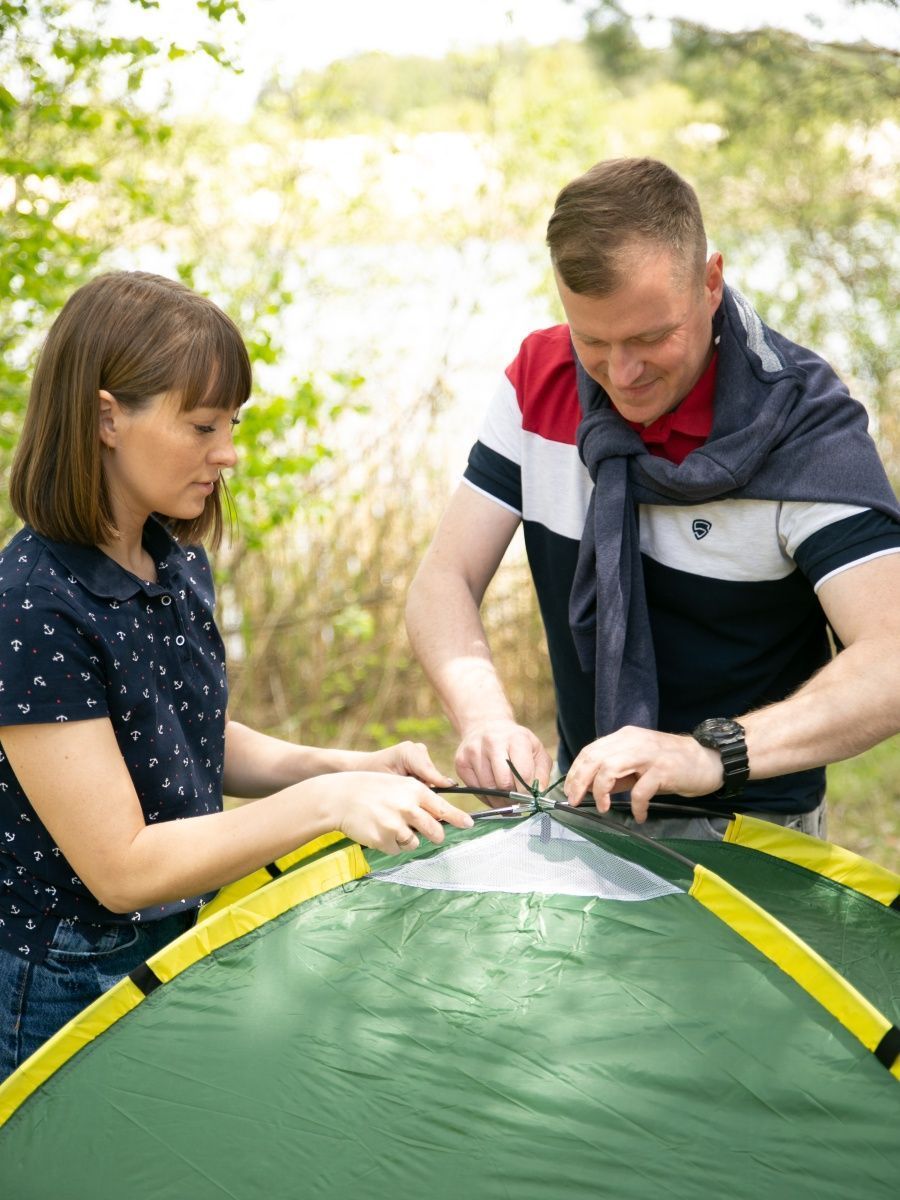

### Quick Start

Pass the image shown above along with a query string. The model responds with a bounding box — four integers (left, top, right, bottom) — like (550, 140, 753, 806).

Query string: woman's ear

(98, 389, 119, 448)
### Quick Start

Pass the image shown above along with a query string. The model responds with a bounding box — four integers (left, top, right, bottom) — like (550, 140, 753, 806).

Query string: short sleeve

(463, 374, 523, 514)
(0, 585, 109, 725)
(782, 506, 900, 591)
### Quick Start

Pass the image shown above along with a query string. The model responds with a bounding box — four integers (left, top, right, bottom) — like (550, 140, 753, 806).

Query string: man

(406, 157, 900, 837)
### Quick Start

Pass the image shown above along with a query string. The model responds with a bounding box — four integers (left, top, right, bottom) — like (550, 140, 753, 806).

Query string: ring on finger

(396, 830, 416, 848)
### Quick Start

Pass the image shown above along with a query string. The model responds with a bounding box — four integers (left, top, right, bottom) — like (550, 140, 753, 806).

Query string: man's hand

(562, 726, 723, 822)
(455, 720, 553, 797)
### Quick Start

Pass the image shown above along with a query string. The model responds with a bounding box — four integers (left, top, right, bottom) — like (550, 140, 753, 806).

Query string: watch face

(691, 719, 749, 799)
(692, 718, 745, 750)
(701, 718, 739, 734)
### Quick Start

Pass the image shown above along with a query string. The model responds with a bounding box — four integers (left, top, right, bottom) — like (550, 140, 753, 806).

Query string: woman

(0, 271, 471, 1078)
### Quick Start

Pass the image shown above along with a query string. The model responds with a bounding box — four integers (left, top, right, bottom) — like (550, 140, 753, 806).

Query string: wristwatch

(691, 718, 749, 800)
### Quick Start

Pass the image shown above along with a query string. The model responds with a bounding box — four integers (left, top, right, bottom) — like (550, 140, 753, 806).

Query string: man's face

(556, 247, 724, 426)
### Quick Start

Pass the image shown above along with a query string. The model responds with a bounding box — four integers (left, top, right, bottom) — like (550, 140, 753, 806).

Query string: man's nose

(606, 345, 644, 388)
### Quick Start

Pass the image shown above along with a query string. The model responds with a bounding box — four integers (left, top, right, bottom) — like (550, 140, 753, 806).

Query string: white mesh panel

(372, 814, 682, 901)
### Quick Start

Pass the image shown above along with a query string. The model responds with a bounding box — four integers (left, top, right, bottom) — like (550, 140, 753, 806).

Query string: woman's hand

(356, 740, 456, 788)
(317, 771, 473, 855)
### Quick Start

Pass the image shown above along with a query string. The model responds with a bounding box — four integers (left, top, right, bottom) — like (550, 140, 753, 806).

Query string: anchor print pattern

(0, 520, 228, 963)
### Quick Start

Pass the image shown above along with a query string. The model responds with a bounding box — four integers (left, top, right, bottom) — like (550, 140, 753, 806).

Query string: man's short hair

(547, 158, 708, 295)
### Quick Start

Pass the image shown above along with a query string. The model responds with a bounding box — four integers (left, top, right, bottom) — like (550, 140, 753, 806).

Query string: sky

(107, 0, 897, 118)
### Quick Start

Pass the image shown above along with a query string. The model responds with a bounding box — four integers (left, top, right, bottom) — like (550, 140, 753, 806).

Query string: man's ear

(704, 252, 725, 313)
(98, 389, 119, 448)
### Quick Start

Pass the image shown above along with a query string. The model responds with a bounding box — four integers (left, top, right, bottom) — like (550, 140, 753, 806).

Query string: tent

(0, 807, 898, 1198)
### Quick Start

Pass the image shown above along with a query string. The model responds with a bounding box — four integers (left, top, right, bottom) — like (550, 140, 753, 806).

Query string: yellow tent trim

(0, 977, 145, 1130)
(197, 830, 347, 922)
(0, 841, 369, 1129)
(690, 864, 900, 1081)
(724, 814, 900, 906)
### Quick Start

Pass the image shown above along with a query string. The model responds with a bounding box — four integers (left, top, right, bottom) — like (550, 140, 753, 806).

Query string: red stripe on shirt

(507, 324, 717, 465)
(506, 325, 581, 444)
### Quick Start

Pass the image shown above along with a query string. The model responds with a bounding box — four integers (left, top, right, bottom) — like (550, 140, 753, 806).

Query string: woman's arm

(222, 717, 453, 797)
(0, 717, 472, 914)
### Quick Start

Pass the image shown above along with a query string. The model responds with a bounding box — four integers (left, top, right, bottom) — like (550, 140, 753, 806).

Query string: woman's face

(99, 389, 240, 534)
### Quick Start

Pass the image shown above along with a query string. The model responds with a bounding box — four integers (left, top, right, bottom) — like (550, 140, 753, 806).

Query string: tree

(0, 0, 244, 536)
(579, 1, 900, 473)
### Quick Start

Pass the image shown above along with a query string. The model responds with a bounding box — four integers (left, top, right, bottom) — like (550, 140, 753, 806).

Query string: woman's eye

(194, 424, 216, 435)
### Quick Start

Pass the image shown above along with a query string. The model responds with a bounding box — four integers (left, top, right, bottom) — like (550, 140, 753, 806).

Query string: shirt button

(175, 635, 185, 646)
(161, 595, 172, 606)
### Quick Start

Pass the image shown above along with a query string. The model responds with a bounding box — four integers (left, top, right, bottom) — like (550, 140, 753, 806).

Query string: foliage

(222, 410, 554, 766)
(257, 49, 499, 136)
(0, 0, 245, 537)
(1, 2, 896, 864)
(256, 12, 898, 474)
(580, 2, 900, 473)
(244, 7, 899, 864)
(671, 17, 899, 442)
(827, 737, 900, 867)
(0, 0, 367, 559)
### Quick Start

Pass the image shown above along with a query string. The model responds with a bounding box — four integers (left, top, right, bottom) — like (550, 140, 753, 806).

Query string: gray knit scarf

(569, 285, 900, 737)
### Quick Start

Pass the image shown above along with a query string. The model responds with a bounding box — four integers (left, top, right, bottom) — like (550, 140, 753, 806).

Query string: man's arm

(406, 483, 553, 791)
(741, 552, 900, 772)
(564, 553, 900, 818)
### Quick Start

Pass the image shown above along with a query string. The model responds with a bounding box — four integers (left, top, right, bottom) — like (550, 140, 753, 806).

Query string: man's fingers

(565, 750, 638, 809)
(488, 750, 518, 792)
(532, 744, 554, 791)
(455, 752, 499, 792)
(629, 769, 663, 816)
(455, 724, 550, 794)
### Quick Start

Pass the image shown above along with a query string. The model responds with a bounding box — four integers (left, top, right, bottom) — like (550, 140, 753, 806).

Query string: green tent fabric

(0, 811, 898, 1199)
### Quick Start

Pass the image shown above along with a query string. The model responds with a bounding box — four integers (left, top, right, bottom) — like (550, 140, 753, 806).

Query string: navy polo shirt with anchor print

(0, 518, 227, 963)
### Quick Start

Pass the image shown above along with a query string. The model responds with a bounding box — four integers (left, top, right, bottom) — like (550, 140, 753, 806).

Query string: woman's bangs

(174, 317, 252, 414)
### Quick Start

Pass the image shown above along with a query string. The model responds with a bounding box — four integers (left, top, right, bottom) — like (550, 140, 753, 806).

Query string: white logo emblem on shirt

(692, 519, 712, 540)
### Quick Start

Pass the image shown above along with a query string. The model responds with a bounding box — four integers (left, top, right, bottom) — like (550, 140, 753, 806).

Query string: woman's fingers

(335, 774, 474, 855)
(422, 793, 474, 830)
(384, 741, 455, 786)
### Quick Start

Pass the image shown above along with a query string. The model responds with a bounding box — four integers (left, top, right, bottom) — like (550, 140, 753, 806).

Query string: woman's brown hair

(9, 271, 252, 548)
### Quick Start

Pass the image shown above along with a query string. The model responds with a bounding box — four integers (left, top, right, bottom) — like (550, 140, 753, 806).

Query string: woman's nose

(210, 433, 238, 469)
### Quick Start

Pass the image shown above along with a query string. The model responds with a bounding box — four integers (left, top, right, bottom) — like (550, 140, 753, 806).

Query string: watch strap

(692, 718, 749, 800)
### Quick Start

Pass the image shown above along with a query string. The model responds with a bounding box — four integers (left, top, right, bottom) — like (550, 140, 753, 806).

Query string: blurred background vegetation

(1, 0, 897, 866)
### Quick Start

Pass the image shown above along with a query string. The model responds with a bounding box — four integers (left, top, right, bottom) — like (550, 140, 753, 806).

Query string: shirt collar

(625, 348, 719, 446)
(34, 517, 182, 601)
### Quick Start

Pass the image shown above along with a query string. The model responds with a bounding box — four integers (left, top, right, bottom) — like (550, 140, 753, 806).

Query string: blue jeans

(0, 911, 194, 1082)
